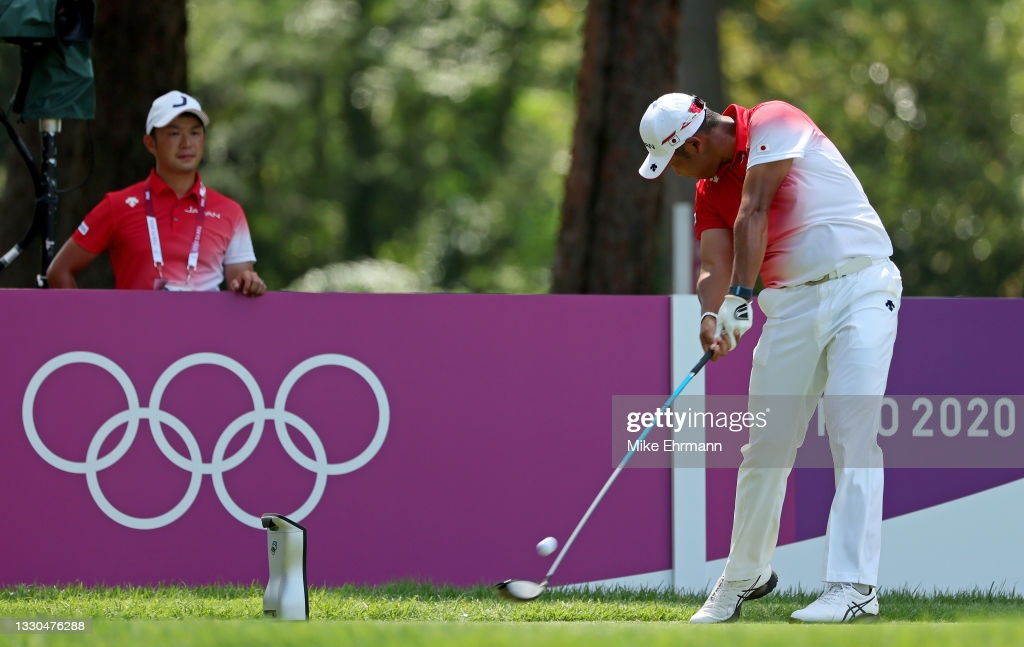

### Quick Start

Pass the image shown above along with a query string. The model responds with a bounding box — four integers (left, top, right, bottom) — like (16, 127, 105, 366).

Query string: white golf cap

(145, 91, 210, 134)
(638, 93, 706, 179)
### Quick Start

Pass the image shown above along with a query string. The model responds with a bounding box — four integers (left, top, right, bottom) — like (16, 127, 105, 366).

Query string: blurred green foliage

(187, 0, 585, 293)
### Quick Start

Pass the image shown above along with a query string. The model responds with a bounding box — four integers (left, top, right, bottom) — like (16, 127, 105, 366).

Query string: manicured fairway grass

(2, 582, 1021, 646)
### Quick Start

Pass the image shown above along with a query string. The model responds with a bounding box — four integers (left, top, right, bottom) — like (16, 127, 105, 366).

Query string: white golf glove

(716, 294, 752, 350)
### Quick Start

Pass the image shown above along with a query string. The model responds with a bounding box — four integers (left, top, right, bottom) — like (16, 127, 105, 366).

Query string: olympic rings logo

(22, 351, 389, 530)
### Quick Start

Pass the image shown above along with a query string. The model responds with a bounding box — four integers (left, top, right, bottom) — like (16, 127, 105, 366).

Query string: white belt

(804, 257, 888, 286)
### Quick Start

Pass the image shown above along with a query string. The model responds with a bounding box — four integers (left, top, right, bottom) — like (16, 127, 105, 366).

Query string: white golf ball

(536, 536, 558, 557)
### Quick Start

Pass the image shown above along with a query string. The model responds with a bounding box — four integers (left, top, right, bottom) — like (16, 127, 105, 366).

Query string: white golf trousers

(722, 260, 902, 586)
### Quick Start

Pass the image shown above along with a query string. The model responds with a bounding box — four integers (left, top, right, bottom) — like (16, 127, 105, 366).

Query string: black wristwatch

(728, 285, 754, 300)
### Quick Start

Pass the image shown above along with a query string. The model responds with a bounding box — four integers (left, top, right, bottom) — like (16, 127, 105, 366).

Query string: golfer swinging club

(638, 94, 902, 623)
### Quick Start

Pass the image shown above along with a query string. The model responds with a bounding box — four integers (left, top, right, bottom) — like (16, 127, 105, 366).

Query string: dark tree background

(550, 0, 680, 294)
(0, 0, 188, 288)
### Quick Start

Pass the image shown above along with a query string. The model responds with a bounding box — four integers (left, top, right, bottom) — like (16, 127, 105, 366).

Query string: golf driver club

(496, 348, 715, 601)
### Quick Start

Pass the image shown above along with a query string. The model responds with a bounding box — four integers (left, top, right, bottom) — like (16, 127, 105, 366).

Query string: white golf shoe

(689, 567, 778, 624)
(790, 582, 879, 623)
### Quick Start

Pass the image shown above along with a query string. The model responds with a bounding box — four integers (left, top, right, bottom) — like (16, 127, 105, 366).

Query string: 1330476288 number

(1, 619, 92, 634)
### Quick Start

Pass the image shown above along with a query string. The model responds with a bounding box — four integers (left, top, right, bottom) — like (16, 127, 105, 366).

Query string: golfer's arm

(697, 228, 733, 313)
(730, 158, 792, 289)
(46, 238, 98, 289)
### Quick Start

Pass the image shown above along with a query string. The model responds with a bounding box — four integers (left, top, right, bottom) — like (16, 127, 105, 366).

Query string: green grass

(1, 582, 1022, 646)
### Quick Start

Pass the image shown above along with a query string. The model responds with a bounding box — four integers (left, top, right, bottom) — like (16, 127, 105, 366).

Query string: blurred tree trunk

(550, 0, 680, 294)
(658, 0, 724, 294)
(0, 1, 188, 288)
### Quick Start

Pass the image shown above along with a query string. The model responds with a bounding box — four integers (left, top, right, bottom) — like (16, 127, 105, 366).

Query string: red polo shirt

(72, 170, 256, 290)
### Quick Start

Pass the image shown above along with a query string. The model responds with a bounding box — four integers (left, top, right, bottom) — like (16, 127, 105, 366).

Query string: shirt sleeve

(70, 195, 116, 255)
(746, 101, 815, 168)
(223, 215, 257, 265)
(693, 183, 730, 240)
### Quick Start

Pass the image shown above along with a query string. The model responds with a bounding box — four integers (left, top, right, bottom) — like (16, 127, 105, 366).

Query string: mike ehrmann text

(626, 438, 724, 453)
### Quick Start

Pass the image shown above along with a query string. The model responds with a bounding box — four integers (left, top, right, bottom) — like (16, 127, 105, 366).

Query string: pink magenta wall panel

(2, 291, 670, 587)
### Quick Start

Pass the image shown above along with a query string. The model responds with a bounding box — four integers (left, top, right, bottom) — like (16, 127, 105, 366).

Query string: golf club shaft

(542, 348, 715, 584)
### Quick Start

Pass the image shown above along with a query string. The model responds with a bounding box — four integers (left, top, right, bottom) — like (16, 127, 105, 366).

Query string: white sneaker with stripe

(790, 582, 879, 623)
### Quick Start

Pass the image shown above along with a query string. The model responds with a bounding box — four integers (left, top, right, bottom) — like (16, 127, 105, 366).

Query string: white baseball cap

(145, 91, 210, 134)
(638, 93, 706, 179)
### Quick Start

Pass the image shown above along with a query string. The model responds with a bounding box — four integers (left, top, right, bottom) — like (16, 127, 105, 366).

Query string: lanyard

(144, 181, 206, 283)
